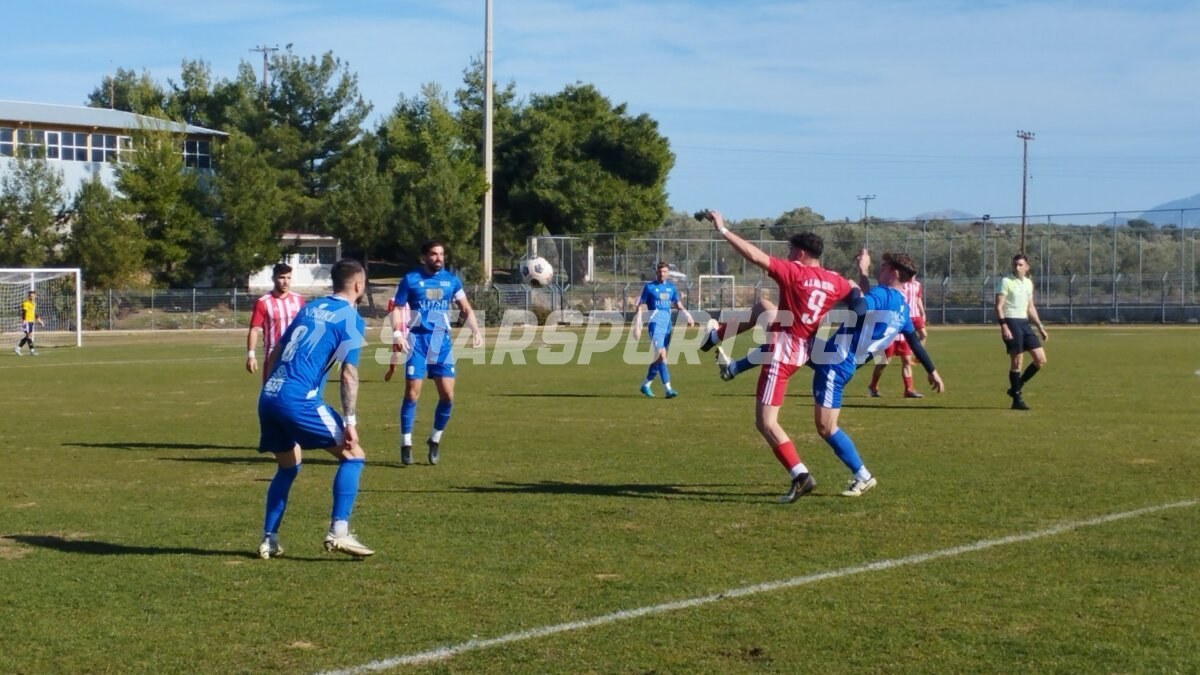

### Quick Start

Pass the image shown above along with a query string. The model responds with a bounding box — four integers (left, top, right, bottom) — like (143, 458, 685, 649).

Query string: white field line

(0, 356, 232, 370)
(320, 499, 1197, 675)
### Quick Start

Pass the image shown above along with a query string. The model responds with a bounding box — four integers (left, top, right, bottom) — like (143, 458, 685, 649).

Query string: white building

(248, 233, 342, 291)
(0, 100, 225, 200)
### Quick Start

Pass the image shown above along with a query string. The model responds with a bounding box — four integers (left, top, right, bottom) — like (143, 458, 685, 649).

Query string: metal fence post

(941, 276, 949, 324)
(192, 288, 197, 329)
(108, 288, 113, 330)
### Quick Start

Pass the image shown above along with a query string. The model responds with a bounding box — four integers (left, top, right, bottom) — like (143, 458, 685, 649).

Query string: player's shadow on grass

(449, 480, 775, 502)
(158, 456, 342, 467)
(492, 393, 636, 399)
(5, 534, 257, 559)
(4, 534, 346, 562)
(65, 442, 256, 451)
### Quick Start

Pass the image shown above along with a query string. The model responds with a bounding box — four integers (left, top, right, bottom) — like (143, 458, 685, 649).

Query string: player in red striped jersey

(698, 209, 857, 504)
(866, 275, 927, 398)
(247, 263, 306, 381)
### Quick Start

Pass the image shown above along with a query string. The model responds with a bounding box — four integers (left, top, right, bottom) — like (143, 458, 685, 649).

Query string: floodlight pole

(1017, 130, 1035, 254)
(481, 0, 494, 282)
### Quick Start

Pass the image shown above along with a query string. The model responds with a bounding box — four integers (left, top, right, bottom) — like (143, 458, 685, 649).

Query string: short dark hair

(656, 261, 670, 270)
(883, 252, 917, 283)
(1012, 253, 1028, 265)
(788, 232, 823, 258)
(421, 240, 445, 256)
(272, 263, 293, 278)
(331, 258, 365, 292)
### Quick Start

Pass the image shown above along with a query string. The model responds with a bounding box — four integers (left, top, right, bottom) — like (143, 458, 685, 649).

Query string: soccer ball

(520, 256, 554, 287)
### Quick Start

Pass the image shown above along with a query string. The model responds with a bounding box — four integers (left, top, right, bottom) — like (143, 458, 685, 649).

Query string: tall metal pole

(250, 45, 279, 110)
(1017, 130, 1035, 254)
(481, 0, 494, 282)
(857, 194, 875, 248)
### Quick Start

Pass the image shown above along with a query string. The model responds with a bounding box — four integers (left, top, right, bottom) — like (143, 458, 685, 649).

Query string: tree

(260, 50, 372, 233)
(325, 134, 392, 290)
(208, 131, 287, 287)
(115, 128, 212, 286)
(380, 85, 488, 280)
(0, 152, 67, 266)
(769, 207, 827, 240)
(65, 177, 146, 288)
(500, 84, 674, 239)
(86, 68, 167, 113)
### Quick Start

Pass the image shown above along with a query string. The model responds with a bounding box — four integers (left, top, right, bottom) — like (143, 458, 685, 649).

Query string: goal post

(696, 274, 736, 316)
(1, 268, 83, 347)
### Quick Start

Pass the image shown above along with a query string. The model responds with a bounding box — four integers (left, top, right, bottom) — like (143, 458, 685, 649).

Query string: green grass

(1, 327, 1198, 673)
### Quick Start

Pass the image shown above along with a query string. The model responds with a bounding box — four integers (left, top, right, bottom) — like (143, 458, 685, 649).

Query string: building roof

(0, 100, 225, 136)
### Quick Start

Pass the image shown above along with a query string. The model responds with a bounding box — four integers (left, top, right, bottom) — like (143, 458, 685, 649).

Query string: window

(61, 132, 87, 161)
(0, 128, 12, 157)
(183, 138, 211, 169)
(318, 247, 336, 264)
(89, 133, 122, 162)
(297, 247, 319, 265)
(16, 129, 46, 158)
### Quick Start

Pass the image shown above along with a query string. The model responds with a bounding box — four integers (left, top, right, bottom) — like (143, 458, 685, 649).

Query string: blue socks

(263, 464, 301, 535)
(658, 362, 671, 385)
(433, 399, 452, 431)
(331, 458, 365, 523)
(400, 397, 417, 434)
(825, 429, 864, 473)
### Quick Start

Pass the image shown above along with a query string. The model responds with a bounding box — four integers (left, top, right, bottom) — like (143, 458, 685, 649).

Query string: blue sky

(4, 0, 1198, 223)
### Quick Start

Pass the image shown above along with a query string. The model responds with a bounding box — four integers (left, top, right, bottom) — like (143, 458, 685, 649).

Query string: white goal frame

(697, 274, 737, 314)
(0, 268, 83, 347)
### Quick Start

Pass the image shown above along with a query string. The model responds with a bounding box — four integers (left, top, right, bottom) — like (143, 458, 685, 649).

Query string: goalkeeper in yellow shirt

(14, 290, 43, 356)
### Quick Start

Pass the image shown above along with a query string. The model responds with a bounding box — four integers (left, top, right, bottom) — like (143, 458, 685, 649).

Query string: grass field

(2, 326, 1198, 674)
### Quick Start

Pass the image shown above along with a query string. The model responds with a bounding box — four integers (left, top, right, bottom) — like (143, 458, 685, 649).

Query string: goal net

(696, 275, 737, 316)
(0, 268, 83, 348)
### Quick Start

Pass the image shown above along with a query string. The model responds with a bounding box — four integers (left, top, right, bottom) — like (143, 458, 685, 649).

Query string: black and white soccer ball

(520, 257, 554, 287)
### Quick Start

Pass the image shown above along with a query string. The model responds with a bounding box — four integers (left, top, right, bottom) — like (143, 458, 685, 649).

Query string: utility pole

(250, 45, 279, 110)
(1017, 130, 1035, 254)
(857, 194, 875, 247)
(481, 0, 494, 282)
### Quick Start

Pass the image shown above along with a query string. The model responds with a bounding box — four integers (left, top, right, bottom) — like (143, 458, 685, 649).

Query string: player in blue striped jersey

(632, 261, 694, 398)
(257, 259, 373, 558)
(388, 240, 483, 466)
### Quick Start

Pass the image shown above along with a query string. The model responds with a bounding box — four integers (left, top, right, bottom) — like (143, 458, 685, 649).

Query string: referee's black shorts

(1000, 318, 1041, 355)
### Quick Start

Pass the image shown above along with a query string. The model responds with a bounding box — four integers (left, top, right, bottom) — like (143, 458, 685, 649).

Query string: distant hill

(912, 209, 979, 222)
(1137, 193, 1200, 227)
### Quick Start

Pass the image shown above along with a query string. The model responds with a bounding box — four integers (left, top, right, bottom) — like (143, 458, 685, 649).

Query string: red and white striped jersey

(901, 279, 923, 318)
(250, 292, 305, 356)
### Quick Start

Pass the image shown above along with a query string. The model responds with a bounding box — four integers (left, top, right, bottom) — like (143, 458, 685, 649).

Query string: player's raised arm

(699, 209, 772, 271)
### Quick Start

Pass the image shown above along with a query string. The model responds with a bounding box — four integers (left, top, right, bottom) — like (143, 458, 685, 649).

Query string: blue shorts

(812, 362, 856, 410)
(21, 322, 35, 334)
(648, 319, 671, 351)
(406, 331, 456, 380)
(258, 397, 345, 453)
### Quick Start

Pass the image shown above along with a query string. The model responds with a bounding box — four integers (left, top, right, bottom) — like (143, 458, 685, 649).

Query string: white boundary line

(320, 499, 1197, 674)
(0, 356, 232, 370)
